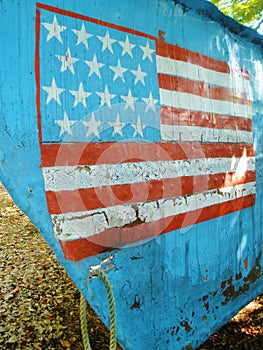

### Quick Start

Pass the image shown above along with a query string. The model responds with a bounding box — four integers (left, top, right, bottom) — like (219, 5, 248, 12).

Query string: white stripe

(42, 156, 255, 191)
(160, 89, 252, 118)
(160, 124, 253, 144)
(156, 56, 252, 99)
(52, 182, 256, 240)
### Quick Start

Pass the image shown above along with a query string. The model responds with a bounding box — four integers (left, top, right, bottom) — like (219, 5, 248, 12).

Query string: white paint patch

(42, 156, 255, 191)
(52, 181, 256, 240)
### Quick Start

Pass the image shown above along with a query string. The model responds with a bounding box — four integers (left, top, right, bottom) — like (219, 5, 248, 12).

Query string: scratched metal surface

(0, 1, 263, 349)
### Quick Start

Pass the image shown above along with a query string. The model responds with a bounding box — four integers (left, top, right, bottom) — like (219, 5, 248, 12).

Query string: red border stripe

(35, 9, 42, 144)
(59, 194, 256, 261)
(36, 2, 156, 41)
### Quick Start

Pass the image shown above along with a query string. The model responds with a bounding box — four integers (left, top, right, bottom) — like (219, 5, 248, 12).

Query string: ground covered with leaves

(0, 183, 262, 349)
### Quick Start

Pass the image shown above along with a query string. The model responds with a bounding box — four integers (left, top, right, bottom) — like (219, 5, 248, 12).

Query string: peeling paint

(204, 302, 209, 311)
(158, 29, 166, 42)
(244, 256, 249, 270)
(181, 321, 192, 333)
(222, 252, 262, 305)
(130, 295, 141, 310)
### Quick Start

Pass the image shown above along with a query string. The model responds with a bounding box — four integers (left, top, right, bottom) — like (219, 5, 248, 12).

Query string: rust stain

(244, 254, 261, 283)
(236, 272, 242, 280)
(222, 252, 262, 305)
(244, 256, 248, 270)
(221, 280, 226, 289)
(227, 277, 233, 285)
(130, 295, 141, 310)
(202, 295, 208, 302)
(181, 321, 192, 333)
(158, 30, 166, 42)
(199, 253, 262, 311)
(204, 302, 209, 311)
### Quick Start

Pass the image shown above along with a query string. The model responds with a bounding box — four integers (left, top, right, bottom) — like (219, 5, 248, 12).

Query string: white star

(142, 91, 159, 112)
(42, 16, 66, 43)
(96, 85, 116, 108)
(72, 23, 92, 49)
(131, 64, 147, 85)
(139, 41, 155, 62)
(131, 116, 146, 137)
(69, 83, 91, 108)
(108, 114, 126, 137)
(97, 30, 116, 53)
(82, 113, 101, 138)
(119, 35, 136, 58)
(120, 89, 138, 111)
(109, 59, 127, 82)
(55, 111, 76, 137)
(42, 77, 65, 105)
(84, 54, 104, 78)
(56, 47, 79, 74)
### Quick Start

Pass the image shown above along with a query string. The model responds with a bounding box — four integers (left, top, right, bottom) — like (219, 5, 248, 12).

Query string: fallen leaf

(60, 339, 71, 348)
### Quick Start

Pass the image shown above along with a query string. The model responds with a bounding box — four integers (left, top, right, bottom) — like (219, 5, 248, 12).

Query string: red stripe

(59, 194, 256, 261)
(60, 239, 113, 261)
(36, 2, 156, 41)
(160, 107, 252, 131)
(158, 74, 251, 105)
(45, 172, 256, 214)
(40, 142, 254, 167)
(156, 41, 230, 74)
(35, 9, 42, 144)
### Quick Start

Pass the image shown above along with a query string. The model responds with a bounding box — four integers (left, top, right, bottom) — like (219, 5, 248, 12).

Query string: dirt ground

(0, 183, 262, 349)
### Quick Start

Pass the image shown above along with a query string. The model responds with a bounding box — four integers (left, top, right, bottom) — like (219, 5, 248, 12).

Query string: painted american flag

(36, 4, 255, 261)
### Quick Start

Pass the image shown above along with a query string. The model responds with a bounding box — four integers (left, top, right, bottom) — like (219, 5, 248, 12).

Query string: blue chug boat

(0, 0, 263, 349)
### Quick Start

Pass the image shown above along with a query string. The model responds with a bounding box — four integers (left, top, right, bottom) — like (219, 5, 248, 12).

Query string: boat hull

(0, 1, 263, 349)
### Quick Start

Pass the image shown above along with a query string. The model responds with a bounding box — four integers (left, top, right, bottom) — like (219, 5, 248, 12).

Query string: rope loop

(80, 261, 117, 350)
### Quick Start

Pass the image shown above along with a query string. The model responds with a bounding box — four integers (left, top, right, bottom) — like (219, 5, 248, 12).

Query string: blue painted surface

(39, 9, 160, 143)
(0, 1, 262, 349)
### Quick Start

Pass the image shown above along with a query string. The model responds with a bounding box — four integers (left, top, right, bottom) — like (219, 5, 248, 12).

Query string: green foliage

(209, 0, 263, 29)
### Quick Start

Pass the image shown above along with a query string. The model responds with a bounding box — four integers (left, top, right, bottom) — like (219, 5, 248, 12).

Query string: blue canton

(40, 10, 161, 143)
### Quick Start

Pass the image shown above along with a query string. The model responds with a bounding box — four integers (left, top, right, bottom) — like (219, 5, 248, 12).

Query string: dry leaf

(60, 339, 71, 348)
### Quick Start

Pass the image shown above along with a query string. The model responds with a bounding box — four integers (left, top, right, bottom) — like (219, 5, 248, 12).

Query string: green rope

(80, 268, 117, 350)
(80, 293, 92, 350)
(97, 269, 117, 350)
